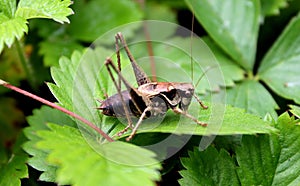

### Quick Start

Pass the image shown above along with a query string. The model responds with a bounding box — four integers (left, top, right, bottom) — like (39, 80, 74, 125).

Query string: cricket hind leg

(104, 58, 134, 134)
(115, 32, 151, 86)
(105, 58, 146, 139)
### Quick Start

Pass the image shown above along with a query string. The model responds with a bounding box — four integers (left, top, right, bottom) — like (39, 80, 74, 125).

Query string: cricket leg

(115, 32, 151, 86)
(172, 107, 207, 127)
(126, 107, 152, 141)
(105, 58, 134, 132)
(105, 58, 143, 115)
(115, 34, 122, 90)
(193, 94, 208, 109)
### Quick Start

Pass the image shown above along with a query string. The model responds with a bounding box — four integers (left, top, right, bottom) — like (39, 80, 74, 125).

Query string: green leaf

(36, 123, 161, 186)
(0, 0, 16, 18)
(145, 2, 177, 23)
(179, 113, 300, 185)
(48, 48, 114, 134)
(0, 14, 27, 52)
(148, 102, 276, 136)
(67, 0, 143, 42)
(289, 105, 300, 118)
(235, 135, 280, 185)
(179, 147, 239, 186)
(225, 79, 279, 119)
(15, 0, 73, 23)
(185, 0, 260, 70)
(261, 0, 288, 17)
(236, 113, 300, 185)
(258, 12, 300, 104)
(0, 152, 28, 186)
(39, 38, 84, 67)
(23, 106, 76, 182)
(271, 113, 300, 185)
(0, 133, 28, 186)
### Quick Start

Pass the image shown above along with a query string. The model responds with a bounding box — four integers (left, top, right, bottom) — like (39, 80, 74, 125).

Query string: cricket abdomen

(98, 90, 143, 117)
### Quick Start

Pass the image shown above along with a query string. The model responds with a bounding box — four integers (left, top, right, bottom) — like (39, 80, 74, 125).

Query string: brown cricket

(98, 32, 208, 141)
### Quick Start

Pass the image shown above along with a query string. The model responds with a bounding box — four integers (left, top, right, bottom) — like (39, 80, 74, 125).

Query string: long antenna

(190, 9, 195, 82)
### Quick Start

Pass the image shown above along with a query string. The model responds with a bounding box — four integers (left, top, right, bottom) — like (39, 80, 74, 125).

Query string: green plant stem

(15, 40, 36, 87)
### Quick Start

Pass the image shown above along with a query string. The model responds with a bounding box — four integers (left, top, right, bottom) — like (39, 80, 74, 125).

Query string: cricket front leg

(172, 107, 207, 127)
(126, 106, 151, 141)
(193, 94, 208, 109)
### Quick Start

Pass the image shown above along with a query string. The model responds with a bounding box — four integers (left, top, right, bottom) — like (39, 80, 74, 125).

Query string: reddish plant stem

(0, 80, 114, 142)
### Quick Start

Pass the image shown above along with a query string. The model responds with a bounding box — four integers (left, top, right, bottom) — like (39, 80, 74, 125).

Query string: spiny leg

(172, 107, 207, 127)
(193, 94, 208, 109)
(105, 57, 143, 115)
(115, 34, 122, 90)
(115, 32, 151, 86)
(126, 107, 152, 141)
(104, 58, 133, 132)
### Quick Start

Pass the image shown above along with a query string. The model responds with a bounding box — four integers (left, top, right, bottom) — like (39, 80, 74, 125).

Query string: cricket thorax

(138, 82, 195, 111)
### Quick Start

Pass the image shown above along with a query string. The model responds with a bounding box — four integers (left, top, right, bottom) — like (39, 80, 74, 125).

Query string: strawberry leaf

(0, 133, 28, 186)
(179, 113, 300, 185)
(236, 113, 300, 185)
(0, 0, 73, 53)
(0, 14, 27, 52)
(185, 0, 260, 70)
(225, 79, 279, 119)
(16, 0, 73, 23)
(261, 0, 288, 17)
(289, 105, 300, 119)
(258, 12, 300, 104)
(23, 106, 76, 182)
(67, 0, 143, 42)
(179, 147, 239, 185)
(36, 123, 161, 185)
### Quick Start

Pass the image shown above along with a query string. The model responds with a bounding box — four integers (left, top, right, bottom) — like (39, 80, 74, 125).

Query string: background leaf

(179, 113, 300, 186)
(23, 106, 76, 182)
(179, 147, 239, 186)
(235, 135, 280, 185)
(225, 79, 278, 119)
(261, 0, 288, 17)
(185, 0, 260, 70)
(36, 123, 161, 186)
(16, 0, 73, 23)
(67, 0, 143, 42)
(236, 113, 300, 185)
(289, 105, 300, 118)
(39, 37, 84, 67)
(0, 133, 28, 186)
(258, 12, 300, 104)
(0, 14, 27, 52)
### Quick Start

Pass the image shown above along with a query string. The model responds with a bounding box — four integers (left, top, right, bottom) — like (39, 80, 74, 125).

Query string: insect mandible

(98, 32, 208, 141)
